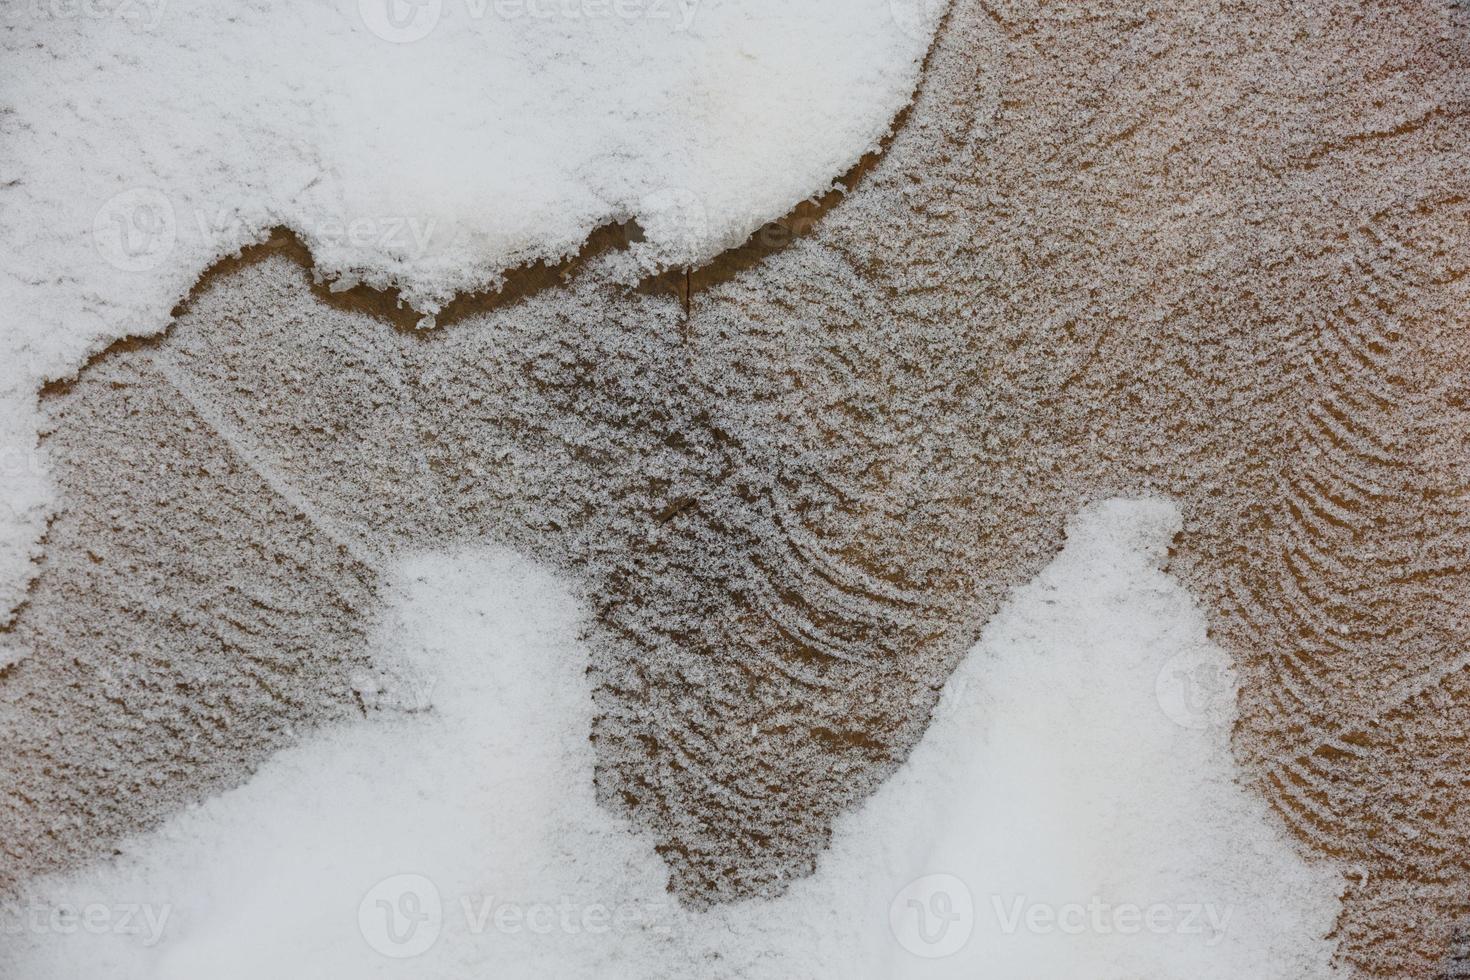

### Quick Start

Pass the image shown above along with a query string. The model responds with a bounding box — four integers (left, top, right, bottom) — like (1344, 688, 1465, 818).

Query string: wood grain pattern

(3, 0, 1467, 973)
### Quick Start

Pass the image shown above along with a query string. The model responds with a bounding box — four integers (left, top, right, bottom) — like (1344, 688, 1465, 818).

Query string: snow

(0, 499, 1342, 978)
(0, 0, 940, 617)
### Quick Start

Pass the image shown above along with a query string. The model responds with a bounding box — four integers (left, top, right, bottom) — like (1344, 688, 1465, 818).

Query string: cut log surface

(2, 1, 1468, 974)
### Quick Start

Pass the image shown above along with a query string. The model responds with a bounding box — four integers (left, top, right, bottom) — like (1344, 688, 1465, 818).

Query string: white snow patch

(0, 0, 940, 618)
(0, 498, 1342, 978)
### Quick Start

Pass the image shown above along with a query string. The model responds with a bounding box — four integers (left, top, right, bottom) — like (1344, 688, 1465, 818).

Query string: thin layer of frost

(0, 499, 1342, 978)
(0, 0, 940, 618)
